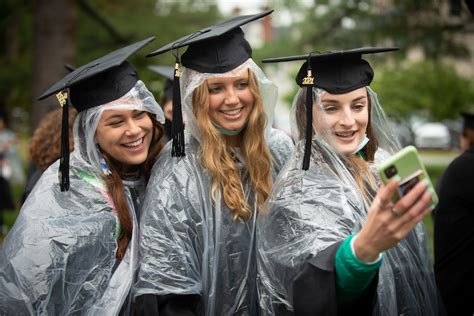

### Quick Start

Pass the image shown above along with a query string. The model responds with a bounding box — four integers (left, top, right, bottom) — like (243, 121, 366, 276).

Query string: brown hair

(192, 70, 273, 220)
(29, 108, 78, 170)
(295, 88, 378, 199)
(101, 113, 164, 259)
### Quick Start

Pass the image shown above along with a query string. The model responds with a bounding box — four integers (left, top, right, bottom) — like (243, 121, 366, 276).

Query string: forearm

(335, 234, 382, 307)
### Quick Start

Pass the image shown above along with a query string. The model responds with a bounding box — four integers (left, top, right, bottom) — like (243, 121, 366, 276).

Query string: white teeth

(124, 138, 143, 147)
(335, 131, 355, 137)
(222, 108, 242, 115)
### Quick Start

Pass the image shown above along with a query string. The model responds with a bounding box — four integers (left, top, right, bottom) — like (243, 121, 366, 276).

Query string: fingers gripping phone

(377, 146, 438, 205)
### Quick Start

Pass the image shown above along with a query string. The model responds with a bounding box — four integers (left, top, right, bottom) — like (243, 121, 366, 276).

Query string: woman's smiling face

(313, 87, 369, 154)
(95, 109, 153, 166)
(206, 70, 254, 132)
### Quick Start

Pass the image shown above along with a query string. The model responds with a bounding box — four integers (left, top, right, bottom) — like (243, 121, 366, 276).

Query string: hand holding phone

(377, 146, 438, 206)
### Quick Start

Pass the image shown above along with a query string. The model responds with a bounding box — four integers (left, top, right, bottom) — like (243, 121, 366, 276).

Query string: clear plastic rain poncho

(0, 80, 164, 315)
(134, 59, 294, 315)
(257, 87, 439, 315)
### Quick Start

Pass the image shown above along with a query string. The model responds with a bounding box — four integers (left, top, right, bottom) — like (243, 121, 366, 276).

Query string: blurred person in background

(0, 109, 23, 234)
(0, 152, 15, 234)
(0, 109, 26, 187)
(434, 111, 474, 315)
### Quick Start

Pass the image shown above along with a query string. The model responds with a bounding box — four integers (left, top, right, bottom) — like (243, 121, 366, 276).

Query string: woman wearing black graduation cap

(134, 10, 294, 315)
(257, 48, 440, 315)
(0, 38, 166, 315)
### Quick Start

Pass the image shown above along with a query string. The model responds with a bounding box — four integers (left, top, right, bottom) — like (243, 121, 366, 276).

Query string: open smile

(122, 137, 145, 152)
(219, 107, 243, 119)
(334, 130, 358, 142)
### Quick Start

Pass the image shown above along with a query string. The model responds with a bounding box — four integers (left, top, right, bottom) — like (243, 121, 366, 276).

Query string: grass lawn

(420, 149, 458, 257)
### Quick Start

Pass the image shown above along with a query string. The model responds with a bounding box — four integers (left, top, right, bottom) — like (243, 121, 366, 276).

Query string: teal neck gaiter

(213, 122, 248, 136)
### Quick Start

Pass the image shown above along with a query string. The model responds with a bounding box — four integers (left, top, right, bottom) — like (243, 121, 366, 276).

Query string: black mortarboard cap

(39, 37, 154, 107)
(147, 10, 272, 72)
(147, 10, 273, 157)
(263, 47, 398, 169)
(461, 112, 474, 130)
(148, 65, 174, 101)
(264, 47, 399, 94)
(38, 37, 155, 192)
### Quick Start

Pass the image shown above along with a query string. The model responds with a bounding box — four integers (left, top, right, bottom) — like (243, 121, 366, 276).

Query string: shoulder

(443, 150, 474, 180)
(148, 136, 204, 193)
(268, 128, 294, 149)
(267, 128, 294, 173)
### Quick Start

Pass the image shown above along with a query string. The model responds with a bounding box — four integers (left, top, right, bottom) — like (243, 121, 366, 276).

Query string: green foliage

(372, 61, 474, 120)
(76, 0, 221, 98)
(0, 1, 33, 111)
(2, 0, 473, 126)
(274, 0, 472, 59)
(426, 163, 447, 189)
(0, 0, 222, 124)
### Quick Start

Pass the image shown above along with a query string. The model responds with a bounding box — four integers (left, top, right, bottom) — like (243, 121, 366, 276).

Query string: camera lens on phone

(384, 165, 397, 178)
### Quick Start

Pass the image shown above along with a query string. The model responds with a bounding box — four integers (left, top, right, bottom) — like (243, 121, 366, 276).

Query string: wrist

(352, 233, 381, 263)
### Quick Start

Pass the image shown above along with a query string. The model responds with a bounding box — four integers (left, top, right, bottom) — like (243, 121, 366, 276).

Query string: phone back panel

(377, 146, 438, 205)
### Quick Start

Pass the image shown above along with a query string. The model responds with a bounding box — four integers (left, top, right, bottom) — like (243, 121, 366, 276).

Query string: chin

(336, 144, 358, 155)
(123, 155, 147, 166)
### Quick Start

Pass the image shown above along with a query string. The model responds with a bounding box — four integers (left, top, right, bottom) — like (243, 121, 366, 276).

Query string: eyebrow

(104, 114, 125, 122)
(322, 95, 367, 103)
(103, 110, 143, 122)
(207, 74, 249, 85)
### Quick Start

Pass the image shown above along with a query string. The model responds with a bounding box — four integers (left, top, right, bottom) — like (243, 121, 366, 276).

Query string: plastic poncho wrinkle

(135, 60, 294, 315)
(0, 80, 164, 315)
(257, 86, 438, 315)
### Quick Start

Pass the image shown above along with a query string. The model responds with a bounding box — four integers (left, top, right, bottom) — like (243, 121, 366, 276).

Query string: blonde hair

(192, 70, 273, 220)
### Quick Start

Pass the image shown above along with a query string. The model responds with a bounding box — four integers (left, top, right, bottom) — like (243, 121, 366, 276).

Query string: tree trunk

(31, 0, 76, 132)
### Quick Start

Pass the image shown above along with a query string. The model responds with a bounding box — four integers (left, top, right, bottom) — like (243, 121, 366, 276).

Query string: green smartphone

(377, 145, 438, 206)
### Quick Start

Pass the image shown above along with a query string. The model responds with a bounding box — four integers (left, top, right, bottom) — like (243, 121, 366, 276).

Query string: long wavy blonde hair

(192, 69, 273, 221)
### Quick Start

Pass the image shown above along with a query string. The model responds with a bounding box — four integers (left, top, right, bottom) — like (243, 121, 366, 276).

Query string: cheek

(208, 94, 222, 111)
(356, 109, 369, 131)
(94, 127, 107, 147)
(241, 90, 254, 105)
(312, 108, 334, 132)
(142, 116, 153, 131)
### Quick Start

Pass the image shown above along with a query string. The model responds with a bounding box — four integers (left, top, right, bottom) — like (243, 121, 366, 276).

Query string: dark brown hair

(101, 113, 164, 260)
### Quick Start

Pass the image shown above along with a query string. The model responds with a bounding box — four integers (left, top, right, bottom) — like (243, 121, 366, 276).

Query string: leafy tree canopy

(372, 60, 474, 120)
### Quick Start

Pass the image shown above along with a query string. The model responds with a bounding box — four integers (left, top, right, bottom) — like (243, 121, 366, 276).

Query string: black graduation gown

(434, 145, 474, 315)
(276, 241, 379, 316)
